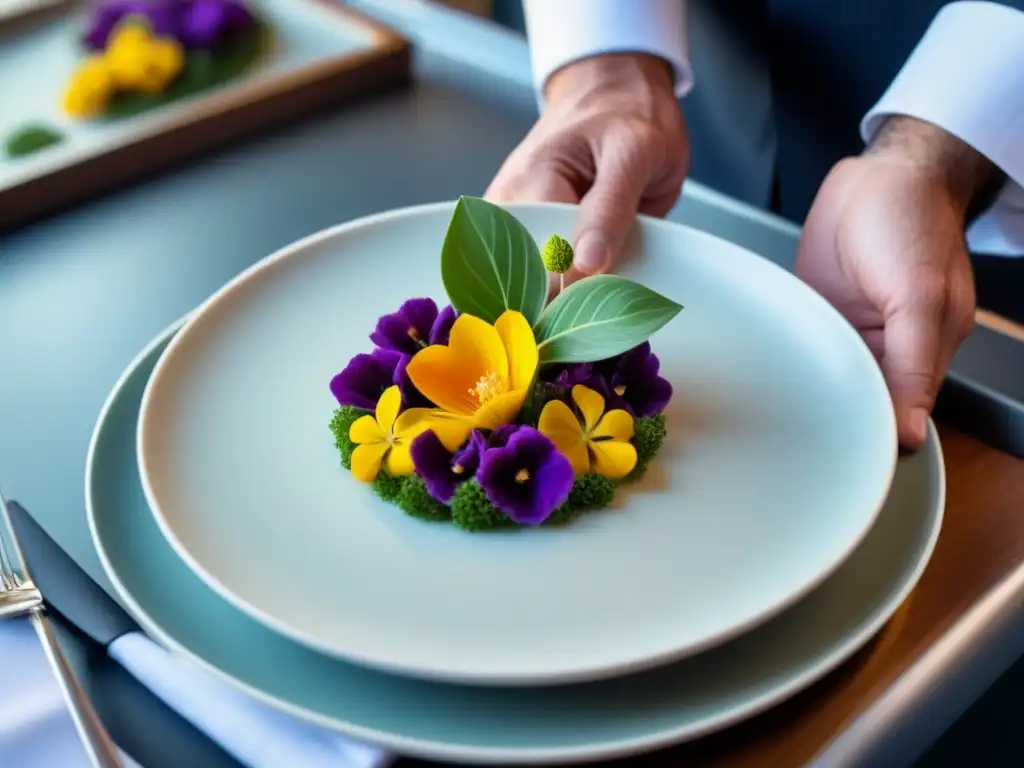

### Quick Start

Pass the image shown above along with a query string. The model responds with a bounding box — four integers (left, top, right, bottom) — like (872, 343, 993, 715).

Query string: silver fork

(0, 494, 42, 618)
(0, 488, 124, 768)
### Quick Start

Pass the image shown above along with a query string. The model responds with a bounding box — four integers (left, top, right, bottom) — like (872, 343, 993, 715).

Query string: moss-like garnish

(634, 413, 666, 463)
(451, 480, 514, 532)
(371, 472, 405, 502)
(328, 406, 366, 470)
(397, 476, 451, 522)
(546, 474, 616, 525)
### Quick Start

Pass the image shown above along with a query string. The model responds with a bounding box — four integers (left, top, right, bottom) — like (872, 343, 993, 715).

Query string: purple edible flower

(179, 0, 253, 48)
(84, 1, 176, 49)
(83, 0, 252, 51)
(541, 343, 671, 418)
(538, 361, 626, 412)
(394, 354, 432, 408)
(477, 426, 574, 525)
(342, 299, 456, 408)
(476, 424, 518, 451)
(410, 430, 481, 503)
(371, 298, 447, 356)
(542, 362, 593, 388)
(148, 2, 180, 37)
(429, 303, 457, 346)
(329, 348, 401, 411)
(565, 364, 594, 387)
(84, 2, 128, 50)
(603, 342, 672, 418)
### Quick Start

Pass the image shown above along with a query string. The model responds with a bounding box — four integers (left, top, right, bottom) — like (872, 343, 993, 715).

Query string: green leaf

(534, 274, 682, 364)
(440, 196, 549, 326)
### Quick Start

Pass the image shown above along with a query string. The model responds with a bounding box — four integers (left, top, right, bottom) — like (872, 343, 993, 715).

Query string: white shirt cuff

(861, 1, 1024, 256)
(522, 0, 692, 102)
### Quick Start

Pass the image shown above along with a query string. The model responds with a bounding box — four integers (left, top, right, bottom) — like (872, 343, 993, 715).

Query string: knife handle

(32, 610, 124, 768)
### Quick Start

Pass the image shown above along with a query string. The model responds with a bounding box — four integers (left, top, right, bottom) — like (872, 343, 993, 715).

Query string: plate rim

(89, 317, 938, 764)
(134, 200, 900, 685)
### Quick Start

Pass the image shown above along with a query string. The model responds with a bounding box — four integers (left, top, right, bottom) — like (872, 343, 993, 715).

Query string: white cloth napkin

(1, 619, 394, 768)
(0, 618, 139, 768)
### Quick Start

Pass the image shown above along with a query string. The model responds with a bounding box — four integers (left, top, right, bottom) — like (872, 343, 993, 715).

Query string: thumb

(573, 139, 651, 275)
(881, 291, 945, 448)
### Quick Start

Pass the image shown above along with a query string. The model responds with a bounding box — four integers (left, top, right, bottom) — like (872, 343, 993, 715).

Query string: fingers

(573, 130, 653, 275)
(881, 281, 946, 448)
(933, 281, 976, 394)
(639, 188, 683, 219)
(487, 120, 681, 286)
(486, 164, 580, 206)
(488, 161, 587, 297)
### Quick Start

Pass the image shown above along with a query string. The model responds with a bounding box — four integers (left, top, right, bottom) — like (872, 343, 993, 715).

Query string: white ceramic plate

(91, 320, 942, 764)
(137, 202, 898, 685)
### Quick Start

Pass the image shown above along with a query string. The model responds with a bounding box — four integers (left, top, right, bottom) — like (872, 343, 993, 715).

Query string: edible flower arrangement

(63, 1, 266, 120)
(329, 197, 682, 531)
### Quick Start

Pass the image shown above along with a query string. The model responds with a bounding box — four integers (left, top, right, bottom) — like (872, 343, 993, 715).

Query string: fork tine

(0, 487, 20, 590)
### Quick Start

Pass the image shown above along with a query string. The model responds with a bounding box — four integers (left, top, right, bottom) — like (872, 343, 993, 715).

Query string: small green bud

(541, 234, 574, 274)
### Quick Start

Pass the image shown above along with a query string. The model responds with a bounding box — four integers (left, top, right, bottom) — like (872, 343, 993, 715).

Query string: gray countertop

(1, 2, 1021, 766)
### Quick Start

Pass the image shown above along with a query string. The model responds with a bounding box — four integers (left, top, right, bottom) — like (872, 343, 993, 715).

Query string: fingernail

(911, 409, 929, 441)
(900, 408, 928, 448)
(574, 232, 610, 274)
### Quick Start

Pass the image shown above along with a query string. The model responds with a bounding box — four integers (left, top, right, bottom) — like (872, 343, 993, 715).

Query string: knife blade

(5, 501, 139, 647)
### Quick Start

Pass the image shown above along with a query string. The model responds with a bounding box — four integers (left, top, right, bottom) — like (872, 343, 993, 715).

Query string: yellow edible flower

(105, 21, 185, 95)
(348, 386, 464, 482)
(62, 56, 115, 118)
(405, 310, 538, 430)
(538, 384, 637, 479)
(108, 19, 151, 50)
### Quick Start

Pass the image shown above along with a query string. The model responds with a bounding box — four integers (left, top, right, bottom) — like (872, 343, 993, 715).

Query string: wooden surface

(0, 0, 70, 30)
(436, 0, 493, 17)
(621, 426, 1024, 766)
(0, 2, 412, 231)
(977, 308, 1024, 344)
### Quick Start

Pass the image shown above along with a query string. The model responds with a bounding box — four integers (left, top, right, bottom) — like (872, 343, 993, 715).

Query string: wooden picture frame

(0, 1, 412, 231)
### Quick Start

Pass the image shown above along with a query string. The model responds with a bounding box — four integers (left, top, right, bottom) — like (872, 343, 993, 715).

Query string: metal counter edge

(813, 564, 1024, 767)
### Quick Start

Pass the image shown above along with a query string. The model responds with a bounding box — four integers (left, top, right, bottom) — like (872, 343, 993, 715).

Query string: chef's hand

(796, 116, 1002, 448)
(486, 53, 688, 287)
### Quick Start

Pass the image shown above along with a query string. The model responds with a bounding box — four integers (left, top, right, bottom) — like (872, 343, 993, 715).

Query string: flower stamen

(452, 463, 464, 475)
(514, 468, 530, 484)
(614, 385, 627, 396)
(406, 327, 427, 348)
(468, 370, 508, 405)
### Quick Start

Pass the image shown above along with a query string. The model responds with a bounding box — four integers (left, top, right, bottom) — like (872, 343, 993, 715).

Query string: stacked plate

(85, 201, 945, 764)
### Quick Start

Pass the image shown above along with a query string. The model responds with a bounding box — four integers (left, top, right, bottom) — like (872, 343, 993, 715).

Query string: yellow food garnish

(348, 386, 446, 482)
(538, 384, 637, 479)
(62, 56, 115, 119)
(62, 20, 186, 119)
(405, 310, 539, 431)
(105, 22, 185, 94)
